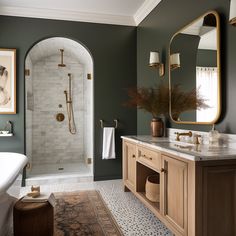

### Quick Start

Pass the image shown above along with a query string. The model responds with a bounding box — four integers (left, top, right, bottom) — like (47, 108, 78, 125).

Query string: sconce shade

(170, 53, 180, 70)
(149, 51, 160, 66)
(149, 51, 164, 77)
(230, 0, 236, 26)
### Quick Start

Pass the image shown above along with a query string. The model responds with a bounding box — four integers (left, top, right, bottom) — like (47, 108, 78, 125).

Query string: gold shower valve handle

(56, 113, 65, 122)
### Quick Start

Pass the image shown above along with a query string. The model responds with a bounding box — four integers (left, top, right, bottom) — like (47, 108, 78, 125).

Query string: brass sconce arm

(149, 51, 165, 77)
(149, 62, 164, 77)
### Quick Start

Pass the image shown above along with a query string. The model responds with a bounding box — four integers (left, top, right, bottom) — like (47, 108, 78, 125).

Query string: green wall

(0, 16, 137, 180)
(137, 0, 234, 133)
(197, 49, 217, 67)
(171, 34, 200, 121)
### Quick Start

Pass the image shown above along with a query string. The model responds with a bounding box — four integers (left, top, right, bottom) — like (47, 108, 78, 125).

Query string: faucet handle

(193, 134, 201, 145)
(174, 132, 180, 141)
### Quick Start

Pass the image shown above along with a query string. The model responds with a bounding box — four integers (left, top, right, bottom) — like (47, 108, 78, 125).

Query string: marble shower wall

(30, 55, 85, 165)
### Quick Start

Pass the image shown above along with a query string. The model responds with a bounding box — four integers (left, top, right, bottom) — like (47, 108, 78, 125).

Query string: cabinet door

(123, 141, 136, 191)
(162, 155, 188, 235)
(201, 166, 236, 236)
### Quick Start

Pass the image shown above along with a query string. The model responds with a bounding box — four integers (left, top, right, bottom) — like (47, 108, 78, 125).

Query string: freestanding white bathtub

(0, 152, 28, 236)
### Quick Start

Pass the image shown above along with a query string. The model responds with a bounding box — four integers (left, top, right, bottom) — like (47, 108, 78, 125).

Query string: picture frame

(0, 48, 16, 114)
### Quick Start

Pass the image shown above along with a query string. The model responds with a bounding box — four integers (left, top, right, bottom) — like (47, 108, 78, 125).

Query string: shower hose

(64, 74, 76, 134)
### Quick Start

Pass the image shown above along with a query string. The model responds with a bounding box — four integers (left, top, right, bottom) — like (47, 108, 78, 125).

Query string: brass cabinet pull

(141, 154, 152, 161)
(161, 168, 166, 173)
(132, 154, 136, 158)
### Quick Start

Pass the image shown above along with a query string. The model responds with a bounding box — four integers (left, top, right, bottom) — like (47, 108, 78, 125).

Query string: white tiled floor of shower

(26, 162, 93, 186)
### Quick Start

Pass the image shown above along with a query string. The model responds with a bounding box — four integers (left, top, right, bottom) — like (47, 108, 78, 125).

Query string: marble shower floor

(20, 180, 173, 236)
(26, 162, 93, 186)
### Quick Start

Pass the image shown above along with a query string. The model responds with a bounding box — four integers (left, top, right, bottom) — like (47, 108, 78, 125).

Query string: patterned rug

(54, 190, 123, 236)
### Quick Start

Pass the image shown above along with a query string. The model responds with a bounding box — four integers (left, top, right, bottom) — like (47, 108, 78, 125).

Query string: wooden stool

(13, 200, 54, 236)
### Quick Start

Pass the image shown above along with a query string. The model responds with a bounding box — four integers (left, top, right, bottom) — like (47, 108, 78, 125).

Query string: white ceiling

(181, 19, 217, 50)
(198, 28, 217, 50)
(0, 0, 162, 26)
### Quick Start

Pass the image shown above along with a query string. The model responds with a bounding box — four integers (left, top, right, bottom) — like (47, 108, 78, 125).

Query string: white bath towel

(102, 127, 116, 159)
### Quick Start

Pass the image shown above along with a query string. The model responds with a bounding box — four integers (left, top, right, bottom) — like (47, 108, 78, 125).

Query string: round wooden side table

(13, 199, 54, 236)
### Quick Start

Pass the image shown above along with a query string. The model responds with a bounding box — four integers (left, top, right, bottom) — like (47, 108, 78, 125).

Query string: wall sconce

(149, 51, 164, 77)
(170, 53, 180, 70)
(229, 0, 236, 26)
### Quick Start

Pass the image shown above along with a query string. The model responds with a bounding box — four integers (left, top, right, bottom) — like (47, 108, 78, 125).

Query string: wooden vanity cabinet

(123, 140, 189, 236)
(122, 141, 136, 192)
(122, 139, 236, 236)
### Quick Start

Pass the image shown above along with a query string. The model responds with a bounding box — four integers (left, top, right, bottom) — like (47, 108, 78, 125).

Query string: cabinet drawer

(137, 145, 161, 171)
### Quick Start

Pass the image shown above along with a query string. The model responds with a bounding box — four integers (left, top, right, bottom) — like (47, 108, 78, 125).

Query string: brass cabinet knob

(161, 168, 166, 173)
(141, 154, 152, 161)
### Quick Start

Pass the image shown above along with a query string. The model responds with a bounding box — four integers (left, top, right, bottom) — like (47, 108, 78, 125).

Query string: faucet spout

(175, 131, 192, 141)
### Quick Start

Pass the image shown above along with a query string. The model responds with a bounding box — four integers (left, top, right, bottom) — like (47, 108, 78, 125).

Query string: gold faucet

(175, 131, 192, 141)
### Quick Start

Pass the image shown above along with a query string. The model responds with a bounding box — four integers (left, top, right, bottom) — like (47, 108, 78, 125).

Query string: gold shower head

(58, 49, 66, 67)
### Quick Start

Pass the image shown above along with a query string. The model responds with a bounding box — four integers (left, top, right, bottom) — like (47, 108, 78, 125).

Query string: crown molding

(134, 0, 162, 25)
(0, 1, 162, 26)
(0, 6, 136, 26)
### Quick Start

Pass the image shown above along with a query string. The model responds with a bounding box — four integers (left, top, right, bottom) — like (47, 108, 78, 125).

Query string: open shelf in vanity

(136, 161, 160, 212)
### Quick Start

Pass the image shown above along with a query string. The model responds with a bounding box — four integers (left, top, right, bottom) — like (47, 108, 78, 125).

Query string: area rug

(54, 190, 123, 236)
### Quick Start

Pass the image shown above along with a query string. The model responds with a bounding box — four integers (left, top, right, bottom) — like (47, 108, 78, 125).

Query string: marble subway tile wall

(31, 55, 85, 165)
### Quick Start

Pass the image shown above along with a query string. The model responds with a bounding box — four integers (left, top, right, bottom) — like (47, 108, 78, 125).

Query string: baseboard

(94, 175, 122, 181)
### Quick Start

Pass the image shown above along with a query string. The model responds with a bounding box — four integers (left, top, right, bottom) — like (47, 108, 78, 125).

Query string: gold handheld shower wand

(58, 49, 66, 67)
(64, 73, 76, 134)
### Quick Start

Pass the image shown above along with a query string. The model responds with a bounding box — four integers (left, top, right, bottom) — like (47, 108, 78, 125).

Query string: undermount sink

(168, 141, 203, 153)
(0, 152, 28, 195)
(169, 141, 196, 147)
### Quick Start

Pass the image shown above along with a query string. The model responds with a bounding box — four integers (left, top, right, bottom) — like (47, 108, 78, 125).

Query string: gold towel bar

(100, 119, 118, 129)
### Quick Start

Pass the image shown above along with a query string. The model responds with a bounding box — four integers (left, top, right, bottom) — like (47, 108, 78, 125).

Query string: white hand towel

(102, 127, 116, 159)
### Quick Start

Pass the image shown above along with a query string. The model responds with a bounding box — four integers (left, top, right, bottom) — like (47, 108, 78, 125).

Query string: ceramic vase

(151, 118, 164, 137)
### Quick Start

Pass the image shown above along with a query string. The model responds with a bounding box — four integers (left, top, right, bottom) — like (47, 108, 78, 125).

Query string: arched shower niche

(25, 37, 94, 185)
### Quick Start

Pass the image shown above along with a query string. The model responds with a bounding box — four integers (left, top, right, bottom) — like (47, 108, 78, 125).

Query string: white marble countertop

(121, 135, 236, 161)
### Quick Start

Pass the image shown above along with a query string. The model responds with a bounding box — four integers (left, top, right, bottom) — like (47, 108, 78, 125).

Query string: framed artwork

(0, 48, 16, 114)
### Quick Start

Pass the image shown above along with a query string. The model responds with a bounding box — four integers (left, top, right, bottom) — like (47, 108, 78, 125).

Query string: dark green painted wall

(137, 0, 234, 134)
(197, 49, 217, 67)
(171, 34, 200, 121)
(0, 16, 137, 180)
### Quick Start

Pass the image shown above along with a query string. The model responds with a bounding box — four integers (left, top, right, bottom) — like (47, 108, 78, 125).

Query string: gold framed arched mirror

(169, 11, 221, 124)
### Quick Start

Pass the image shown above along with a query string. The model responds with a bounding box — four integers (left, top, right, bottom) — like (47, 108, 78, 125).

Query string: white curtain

(196, 67, 218, 122)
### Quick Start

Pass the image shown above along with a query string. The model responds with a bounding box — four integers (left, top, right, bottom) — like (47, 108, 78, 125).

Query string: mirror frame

(169, 10, 221, 125)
